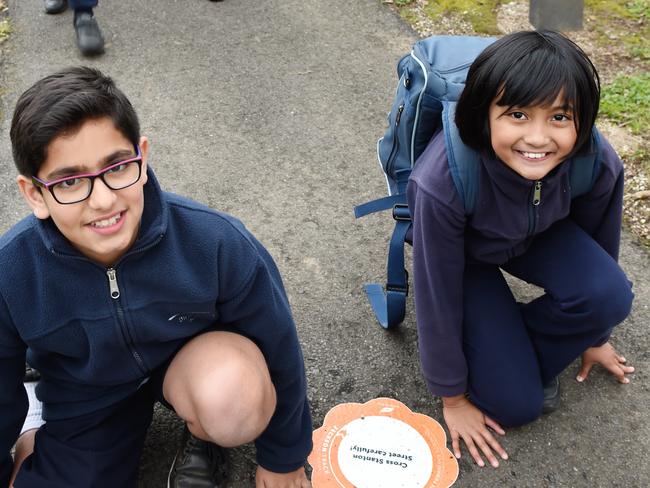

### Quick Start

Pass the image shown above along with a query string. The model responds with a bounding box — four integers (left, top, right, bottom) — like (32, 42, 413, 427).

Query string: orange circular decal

(308, 398, 458, 488)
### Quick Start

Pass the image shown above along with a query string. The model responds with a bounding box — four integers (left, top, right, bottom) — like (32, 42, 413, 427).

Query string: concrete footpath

(0, 1, 648, 486)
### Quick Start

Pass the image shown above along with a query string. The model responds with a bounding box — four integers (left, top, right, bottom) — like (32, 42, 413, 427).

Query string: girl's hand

(442, 395, 508, 468)
(255, 465, 311, 488)
(577, 342, 635, 384)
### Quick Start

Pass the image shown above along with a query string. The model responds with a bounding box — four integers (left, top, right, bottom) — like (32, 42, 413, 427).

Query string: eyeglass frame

(31, 146, 143, 205)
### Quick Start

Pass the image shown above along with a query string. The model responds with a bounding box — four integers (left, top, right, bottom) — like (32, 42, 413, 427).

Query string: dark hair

(10, 66, 140, 177)
(455, 30, 600, 158)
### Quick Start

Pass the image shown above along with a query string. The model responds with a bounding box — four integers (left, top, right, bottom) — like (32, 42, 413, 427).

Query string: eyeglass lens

(52, 161, 141, 204)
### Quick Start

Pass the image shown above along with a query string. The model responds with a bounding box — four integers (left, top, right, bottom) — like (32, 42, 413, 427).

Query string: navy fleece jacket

(0, 169, 312, 485)
(407, 130, 625, 397)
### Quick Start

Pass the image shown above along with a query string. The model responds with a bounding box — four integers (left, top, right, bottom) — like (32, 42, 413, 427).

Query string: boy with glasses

(1, 66, 312, 488)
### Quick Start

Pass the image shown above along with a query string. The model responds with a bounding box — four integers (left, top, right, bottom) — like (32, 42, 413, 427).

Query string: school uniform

(407, 130, 633, 427)
(0, 168, 312, 487)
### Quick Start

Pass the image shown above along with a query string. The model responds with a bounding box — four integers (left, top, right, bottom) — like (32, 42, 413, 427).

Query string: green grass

(423, 0, 502, 34)
(0, 19, 10, 43)
(393, 0, 503, 34)
(600, 73, 650, 135)
(586, 0, 650, 63)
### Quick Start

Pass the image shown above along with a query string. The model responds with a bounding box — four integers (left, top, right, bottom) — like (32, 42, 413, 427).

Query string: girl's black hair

(10, 66, 140, 177)
(455, 30, 600, 158)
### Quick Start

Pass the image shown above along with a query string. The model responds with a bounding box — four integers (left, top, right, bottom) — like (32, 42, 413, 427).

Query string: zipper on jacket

(106, 268, 120, 299)
(385, 104, 404, 175)
(533, 181, 542, 206)
(106, 268, 147, 374)
(527, 181, 542, 235)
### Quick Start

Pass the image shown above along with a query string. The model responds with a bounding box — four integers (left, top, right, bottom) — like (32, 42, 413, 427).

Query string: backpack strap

(442, 101, 480, 214)
(569, 127, 602, 198)
(354, 185, 411, 329)
(364, 203, 411, 329)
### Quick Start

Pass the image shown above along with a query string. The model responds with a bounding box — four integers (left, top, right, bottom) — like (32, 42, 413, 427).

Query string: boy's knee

(189, 343, 277, 447)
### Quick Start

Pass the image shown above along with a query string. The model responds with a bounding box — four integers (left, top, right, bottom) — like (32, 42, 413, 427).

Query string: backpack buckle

(392, 204, 411, 221)
(386, 282, 409, 294)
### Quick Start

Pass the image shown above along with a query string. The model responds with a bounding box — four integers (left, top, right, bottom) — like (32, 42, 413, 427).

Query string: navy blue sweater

(407, 131, 624, 397)
(0, 169, 312, 485)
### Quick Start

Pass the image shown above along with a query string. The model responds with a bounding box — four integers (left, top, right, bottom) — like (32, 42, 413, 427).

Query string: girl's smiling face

(488, 94, 578, 181)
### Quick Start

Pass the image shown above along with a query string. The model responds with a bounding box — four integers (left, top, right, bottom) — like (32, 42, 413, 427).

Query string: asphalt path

(0, 1, 648, 486)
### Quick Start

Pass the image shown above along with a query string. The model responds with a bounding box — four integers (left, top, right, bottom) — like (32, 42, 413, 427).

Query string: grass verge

(601, 73, 650, 135)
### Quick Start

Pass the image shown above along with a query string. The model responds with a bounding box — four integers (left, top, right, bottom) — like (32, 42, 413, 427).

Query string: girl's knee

(574, 275, 633, 330)
(475, 388, 543, 428)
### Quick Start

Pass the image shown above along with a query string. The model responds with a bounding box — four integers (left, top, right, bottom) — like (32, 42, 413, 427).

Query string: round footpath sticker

(308, 398, 458, 488)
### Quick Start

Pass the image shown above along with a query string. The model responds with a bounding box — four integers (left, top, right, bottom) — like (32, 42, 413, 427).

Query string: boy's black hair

(10, 66, 140, 177)
(455, 30, 600, 159)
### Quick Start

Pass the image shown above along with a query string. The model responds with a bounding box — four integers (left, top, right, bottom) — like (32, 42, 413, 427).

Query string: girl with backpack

(407, 30, 635, 469)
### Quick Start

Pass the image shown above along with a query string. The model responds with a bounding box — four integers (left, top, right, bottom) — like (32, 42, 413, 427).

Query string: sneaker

(542, 377, 561, 414)
(167, 428, 229, 488)
(74, 11, 104, 56)
(24, 363, 41, 382)
(44, 0, 67, 14)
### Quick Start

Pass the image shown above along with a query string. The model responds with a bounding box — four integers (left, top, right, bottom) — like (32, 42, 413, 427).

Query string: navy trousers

(463, 219, 633, 427)
(69, 0, 98, 9)
(13, 362, 173, 488)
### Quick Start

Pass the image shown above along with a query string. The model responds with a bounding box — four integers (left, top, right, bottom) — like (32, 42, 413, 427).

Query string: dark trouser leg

(464, 219, 633, 428)
(68, 0, 97, 9)
(503, 219, 633, 385)
(14, 384, 155, 488)
(463, 262, 544, 428)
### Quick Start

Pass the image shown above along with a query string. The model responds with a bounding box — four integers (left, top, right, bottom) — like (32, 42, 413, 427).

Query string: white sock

(20, 382, 45, 435)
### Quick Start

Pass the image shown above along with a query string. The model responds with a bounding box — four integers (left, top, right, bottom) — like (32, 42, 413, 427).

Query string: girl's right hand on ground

(442, 395, 508, 468)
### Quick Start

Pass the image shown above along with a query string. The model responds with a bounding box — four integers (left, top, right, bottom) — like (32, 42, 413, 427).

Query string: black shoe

(167, 428, 228, 488)
(24, 363, 41, 382)
(44, 0, 67, 14)
(542, 377, 561, 414)
(74, 11, 104, 56)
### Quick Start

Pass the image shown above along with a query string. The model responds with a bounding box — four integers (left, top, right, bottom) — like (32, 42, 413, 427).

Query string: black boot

(542, 377, 561, 414)
(74, 11, 104, 56)
(167, 428, 229, 488)
(44, 0, 67, 14)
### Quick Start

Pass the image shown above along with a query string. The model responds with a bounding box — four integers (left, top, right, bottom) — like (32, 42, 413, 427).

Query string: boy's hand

(577, 341, 635, 384)
(442, 394, 508, 469)
(255, 465, 311, 488)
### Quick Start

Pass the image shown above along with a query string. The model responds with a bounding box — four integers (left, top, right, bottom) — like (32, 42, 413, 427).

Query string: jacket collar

(36, 166, 168, 263)
(480, 149, 571, 193)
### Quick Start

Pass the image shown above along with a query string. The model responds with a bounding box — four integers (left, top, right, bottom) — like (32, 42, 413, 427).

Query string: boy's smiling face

(18, 117, 149, 267)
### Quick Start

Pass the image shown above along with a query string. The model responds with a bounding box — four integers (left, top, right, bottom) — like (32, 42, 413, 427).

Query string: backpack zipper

(385, 103, 404, 175)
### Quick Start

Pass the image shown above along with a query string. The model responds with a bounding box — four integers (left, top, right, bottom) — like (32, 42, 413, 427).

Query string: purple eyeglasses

(32, 146, 143, 205)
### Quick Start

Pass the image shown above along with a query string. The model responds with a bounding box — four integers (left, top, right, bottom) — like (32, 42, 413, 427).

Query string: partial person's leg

(163, 331, 277, 447)
(463, 262, 544, 427)
(68, 0, 97, 9)
(9, 366, 45, 485)
(13, 384, 155, 488)
(162, 331, 276, 487)
(503, 219, 633, 385)
(68, 0, 104, 56)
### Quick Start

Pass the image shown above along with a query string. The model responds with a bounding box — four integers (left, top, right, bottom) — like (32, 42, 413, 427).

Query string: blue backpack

(354, 35, 602, 329)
